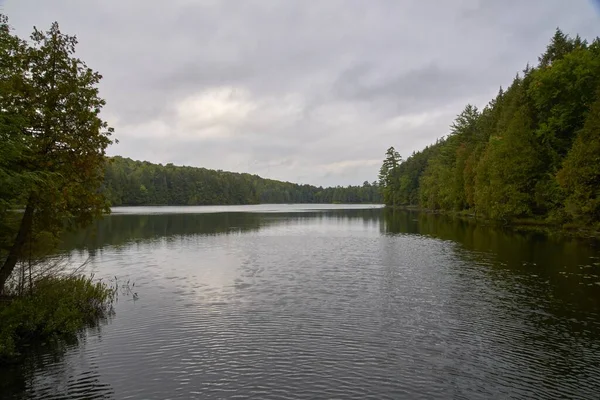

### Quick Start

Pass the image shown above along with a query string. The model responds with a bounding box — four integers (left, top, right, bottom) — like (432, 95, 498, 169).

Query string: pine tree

(557, 90, 600, 223)
(378, 147, 402, 206)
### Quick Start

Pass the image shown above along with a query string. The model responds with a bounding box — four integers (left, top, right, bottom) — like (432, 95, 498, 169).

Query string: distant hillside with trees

(104, 156, 382, 206)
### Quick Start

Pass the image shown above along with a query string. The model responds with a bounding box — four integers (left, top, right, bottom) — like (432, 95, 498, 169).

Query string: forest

(103, 156, 382, 206)
(378, 30, 600, 228)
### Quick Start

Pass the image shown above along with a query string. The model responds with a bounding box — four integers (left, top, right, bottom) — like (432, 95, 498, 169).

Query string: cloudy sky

(3, 1, 600, 186)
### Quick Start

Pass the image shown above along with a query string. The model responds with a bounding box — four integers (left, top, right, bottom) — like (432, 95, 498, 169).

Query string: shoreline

(385, 205, 600, 239)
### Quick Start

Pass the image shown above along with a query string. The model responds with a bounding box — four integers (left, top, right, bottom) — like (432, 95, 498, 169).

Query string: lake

(2, 205, 600, 399)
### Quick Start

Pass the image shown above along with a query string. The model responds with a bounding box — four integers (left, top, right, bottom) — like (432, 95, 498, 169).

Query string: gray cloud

(3, 0, 599, 186)
(332, 62, 492, 116)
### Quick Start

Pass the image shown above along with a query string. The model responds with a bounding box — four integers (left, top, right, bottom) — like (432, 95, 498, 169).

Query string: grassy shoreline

(0, 275, 115, 364)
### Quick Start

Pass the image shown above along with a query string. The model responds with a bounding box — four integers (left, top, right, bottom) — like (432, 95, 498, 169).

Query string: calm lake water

(2, 205, 600, 399)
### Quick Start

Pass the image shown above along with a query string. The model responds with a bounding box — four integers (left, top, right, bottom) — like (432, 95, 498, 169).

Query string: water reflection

(1, 329, 114, 400)
(61, 209, 384, 252)
(382, 209, 600, 310)
(383, 209, 600, 397)
(2, 206, 600, 399)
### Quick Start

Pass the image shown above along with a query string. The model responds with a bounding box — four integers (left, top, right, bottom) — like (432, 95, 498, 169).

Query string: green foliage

(379, 29, 600, 226)
(476, 106, 543, 219)
(103, 157, 382, 206)
(0, 275, 114, 362)
(20, 21, 114, 228)
(557, 92, 600, 224)
(0, 16, 114, 291)
(0, 15, 31, 256)
(529, 39, 600, 164)
(378, 147, 402, 206)
(416, 105, 481, 211)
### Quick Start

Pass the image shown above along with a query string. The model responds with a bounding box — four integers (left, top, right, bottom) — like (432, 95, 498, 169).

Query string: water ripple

(3, 209, 600, 399)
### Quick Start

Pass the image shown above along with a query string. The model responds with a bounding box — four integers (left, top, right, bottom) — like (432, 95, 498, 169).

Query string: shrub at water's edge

(0, 276, 114, 363)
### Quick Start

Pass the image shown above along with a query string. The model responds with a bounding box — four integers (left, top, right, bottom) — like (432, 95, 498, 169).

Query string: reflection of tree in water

(381, 209, 600, 304)
(60, 209, 384, 253)
(0, 326, 114, 400)
(383, 209, 600, 393)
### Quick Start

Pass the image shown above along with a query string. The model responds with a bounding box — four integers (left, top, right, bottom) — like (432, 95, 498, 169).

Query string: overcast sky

(3, 1, 600, 186)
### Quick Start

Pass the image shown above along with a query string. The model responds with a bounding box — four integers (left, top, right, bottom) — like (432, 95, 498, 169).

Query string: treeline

(379, 29, 600, 227)
(103, 157, 382, 205)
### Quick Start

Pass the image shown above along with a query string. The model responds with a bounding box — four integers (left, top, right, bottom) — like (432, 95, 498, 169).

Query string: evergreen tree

(475, 106, 542, 220)
(538, 29, 576, 67)
(557, 90, 600, 223)
(379, 29, 600, 226)
(378, 147, 402, 206)
(0, 17, 114, 291)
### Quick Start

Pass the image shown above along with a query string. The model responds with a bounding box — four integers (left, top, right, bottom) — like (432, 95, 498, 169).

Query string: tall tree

(538, 29, 576, 67)
(379, 29, 600, 226)
(378, 147, 402, 206)
(0, 15, 29, 259)
(557, 89, 600, 223)
(0, 18, 114, 292)
(475, 106, 542, 220)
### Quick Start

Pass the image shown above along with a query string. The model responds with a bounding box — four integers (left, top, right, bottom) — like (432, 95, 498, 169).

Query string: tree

(0, 15, 30, 261)
(378, 29, 600, 225)
(529, 35, 600, 165)
(0, 17, 114, 292)
(475, 106, 542, 220)
(557, 90, 600, 223)
(378, 147, 401, 206)
(538, 29, 576, 67)
(102, 156, 383, 206)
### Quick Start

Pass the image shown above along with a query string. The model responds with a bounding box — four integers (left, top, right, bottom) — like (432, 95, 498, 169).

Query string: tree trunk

(0, 200, 34, 294)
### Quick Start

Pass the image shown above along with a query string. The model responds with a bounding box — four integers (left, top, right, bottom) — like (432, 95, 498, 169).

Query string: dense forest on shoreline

(103, 156, 382, 206)
(378, 30, 600, 228)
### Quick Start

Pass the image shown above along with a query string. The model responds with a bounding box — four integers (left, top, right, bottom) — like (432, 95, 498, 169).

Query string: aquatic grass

(0, 275, 115, 363)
